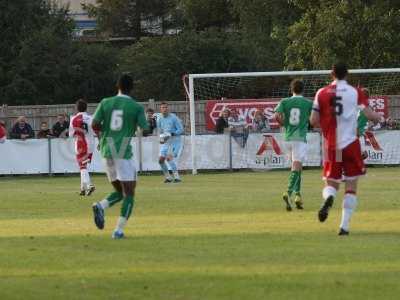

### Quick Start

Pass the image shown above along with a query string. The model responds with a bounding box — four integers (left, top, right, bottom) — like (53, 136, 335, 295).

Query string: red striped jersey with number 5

(313, 80, 368, 151)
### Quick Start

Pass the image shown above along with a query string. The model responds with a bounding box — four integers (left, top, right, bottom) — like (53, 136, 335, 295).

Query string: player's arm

(356, 88, 383, 123)
(362, 106, 383, 123)
(274, 112, 284, 126)
(156, 115, 162, 134)
(310, 91, 321, 127)
(273, 101, 284, 126)
(136, 106, 149, 137)
(68, 117, 74, 138)
(310, 109, 320, 128)
(172, 115, 184, 136)
(92, 101, 104, 136)
(137, 106, 149, 131)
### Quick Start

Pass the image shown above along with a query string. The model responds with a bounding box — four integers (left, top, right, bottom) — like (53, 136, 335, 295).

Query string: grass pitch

(0, 168, 399, 299)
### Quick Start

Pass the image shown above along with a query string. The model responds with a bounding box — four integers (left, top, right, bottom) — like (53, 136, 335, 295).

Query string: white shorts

(284, 141, 307, 163)
(103, 158, 137, 182)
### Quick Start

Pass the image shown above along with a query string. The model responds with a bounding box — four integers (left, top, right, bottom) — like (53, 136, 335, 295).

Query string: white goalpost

(184, 68, 400, 174)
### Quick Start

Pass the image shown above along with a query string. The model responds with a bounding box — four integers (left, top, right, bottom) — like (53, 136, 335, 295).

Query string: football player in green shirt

(91, 74, 148, 239)
(357, 88, 369, 160)
(274, 79, 313, 211)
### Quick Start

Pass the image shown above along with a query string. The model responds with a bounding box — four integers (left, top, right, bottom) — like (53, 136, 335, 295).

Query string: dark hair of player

(117, 74, 134, 94)
(160, 102, 168, 106)
(290, 79, 304, 94)
(76, 99, 87, 112)
(332, 62, 348, 80)
(146, 108, 154, 113)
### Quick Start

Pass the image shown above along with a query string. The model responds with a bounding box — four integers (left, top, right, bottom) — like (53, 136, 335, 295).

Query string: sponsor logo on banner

(205, 97, 389, 131)
(364, 131, 383, 162)
(205, 99, 279, 131)
(255, 134, 285, 167)
(368, 96, 389, 118)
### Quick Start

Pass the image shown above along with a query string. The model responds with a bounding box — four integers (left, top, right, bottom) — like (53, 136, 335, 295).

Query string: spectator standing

(52, 113, 69, 138)
(228, 109, 249, 147)
(252, 109, 270, 133)
(228, 109, 248, 130)
(386, 118, 399, 130)
(143, 108, 157, 136)
(37, 121, 52, 139)
(10, 116, 34, 140)
(368, 120, 382, 131)
(215, 109, 230, 134)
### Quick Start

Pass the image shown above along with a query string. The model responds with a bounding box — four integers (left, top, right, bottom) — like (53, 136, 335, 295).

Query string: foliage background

(1, 0, 399, 105)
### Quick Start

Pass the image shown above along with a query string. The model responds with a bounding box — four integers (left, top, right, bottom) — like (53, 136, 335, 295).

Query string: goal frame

(185, 68, 400, 174)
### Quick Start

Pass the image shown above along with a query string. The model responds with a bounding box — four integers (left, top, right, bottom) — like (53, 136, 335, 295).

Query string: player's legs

(98, 180, 124, 210)
(290, 142, 307, 209)
(92, 159, 124, 230)
(338, 140, 365, 235)
(283, 142, 306, 210)
(282, 142, 294, 211)
(159, 156, 173, 182)
(77, 153, 88, 194)
(319, 179, 339, 222)
(167, 138, 183, 182)
(112, 180, 136, 239)
(318, 148, 342, 222)
(111, 159, 137, 239)
(159, 143, 173, 182)
(77, 152, 95, 196)
(339, 179, 358, 235)
(82, 153, 95, 195)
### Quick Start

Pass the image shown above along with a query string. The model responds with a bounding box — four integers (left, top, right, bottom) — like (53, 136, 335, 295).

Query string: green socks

(121, 195, 134, 220)
(288, 170, 301, 196)
(106, 191, 124, 207)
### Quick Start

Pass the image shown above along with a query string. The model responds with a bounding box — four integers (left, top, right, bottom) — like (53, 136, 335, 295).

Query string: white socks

(322, 186, 337, 200)
(80, 169, 91, 190)
(115, 216, 127, 232)
(340, 193, 357, 231)
(173, 171, 180, 179)
(99, 199, 110, 210)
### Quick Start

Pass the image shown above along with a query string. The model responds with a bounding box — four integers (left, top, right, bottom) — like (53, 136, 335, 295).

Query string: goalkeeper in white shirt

(157, 102, 184, 183)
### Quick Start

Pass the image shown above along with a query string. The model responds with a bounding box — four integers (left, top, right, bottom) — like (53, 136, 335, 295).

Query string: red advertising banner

(368, 96, 388, 118)
(205, 99, 280, 131)
(205, 96, 389, 131)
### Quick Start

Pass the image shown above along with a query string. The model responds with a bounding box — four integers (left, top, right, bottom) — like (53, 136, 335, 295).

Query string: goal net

(183, 69, 400, 174)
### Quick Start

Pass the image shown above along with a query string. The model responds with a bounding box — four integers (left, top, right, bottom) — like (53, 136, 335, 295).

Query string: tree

(84, 0, 178, 38)
(230, 0, 302, 70)
(0, 1, 118, 105)
(119, 29, 250, 101)
(179, 0, 234, 31)
(0, 1, 74, 104)
(286, 0, 400, 69)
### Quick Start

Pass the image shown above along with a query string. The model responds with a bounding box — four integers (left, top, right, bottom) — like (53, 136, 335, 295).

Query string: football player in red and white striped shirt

(69, 99, 96, 196)
(310, 63, 383, 235)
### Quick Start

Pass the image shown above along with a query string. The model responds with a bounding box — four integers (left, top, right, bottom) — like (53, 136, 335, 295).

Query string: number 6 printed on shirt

(111, 110, 123, 131)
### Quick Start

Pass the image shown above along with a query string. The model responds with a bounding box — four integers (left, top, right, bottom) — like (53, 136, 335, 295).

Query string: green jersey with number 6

(275, 96, 313, 142)
(93, 94, 148, 159)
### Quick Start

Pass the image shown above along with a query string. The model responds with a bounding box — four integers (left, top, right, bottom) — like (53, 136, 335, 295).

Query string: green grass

(0, 168, 399, 299)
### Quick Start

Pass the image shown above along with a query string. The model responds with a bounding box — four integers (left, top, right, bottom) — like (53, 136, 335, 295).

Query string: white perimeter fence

(0, 131, 399, 175)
